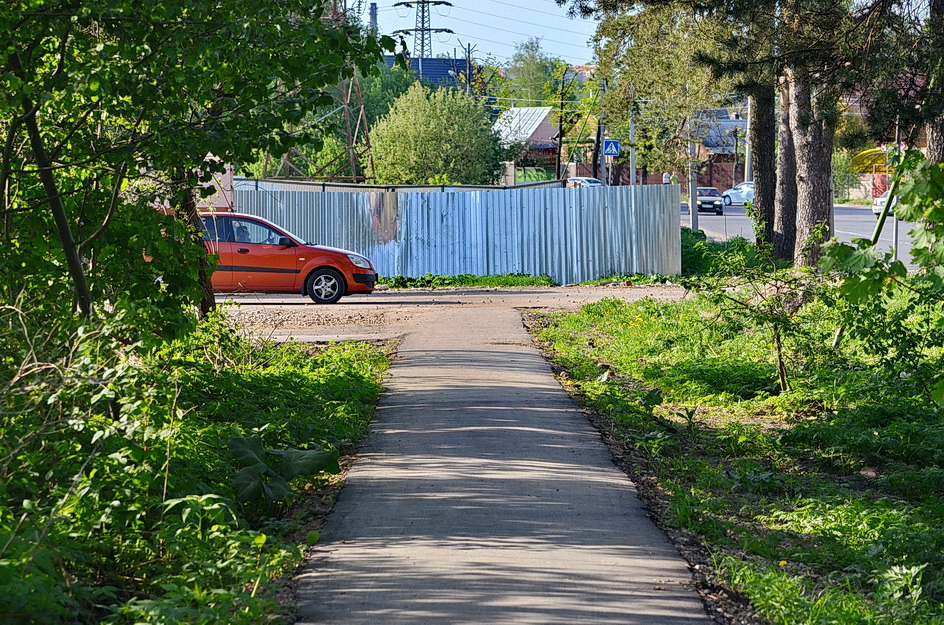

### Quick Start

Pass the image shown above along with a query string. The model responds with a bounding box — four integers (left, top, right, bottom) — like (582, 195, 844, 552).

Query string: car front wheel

(723, 195, 732, 205)
(306, 268, 345, 304)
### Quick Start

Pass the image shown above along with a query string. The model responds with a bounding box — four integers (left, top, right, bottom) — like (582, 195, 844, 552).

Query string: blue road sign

(603, 140, 621, 156)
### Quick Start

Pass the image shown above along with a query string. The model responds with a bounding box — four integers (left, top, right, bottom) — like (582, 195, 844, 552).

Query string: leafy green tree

(497, 38, 563, 108)
(361, 61, 417, 126)
(594, 5, 735, 176)
(2, 0, 391, 324)
(563, 0, 910, 266)
(369, 83, 503, 185)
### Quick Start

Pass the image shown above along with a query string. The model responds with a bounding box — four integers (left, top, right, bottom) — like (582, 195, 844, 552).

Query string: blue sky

(367, 0, 600, 66)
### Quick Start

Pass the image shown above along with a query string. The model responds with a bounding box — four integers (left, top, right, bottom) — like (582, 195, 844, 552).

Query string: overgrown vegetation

(535, 294, 944, 624)
(532, 153, 944, 624)
(380, 273, 556, 288)
(0, 307, 388, 623)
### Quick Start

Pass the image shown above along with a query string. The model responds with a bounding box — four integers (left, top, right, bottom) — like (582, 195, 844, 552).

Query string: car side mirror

(278, 237, 295, 248)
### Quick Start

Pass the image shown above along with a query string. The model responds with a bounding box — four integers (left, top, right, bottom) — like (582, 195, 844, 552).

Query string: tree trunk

(788, 67, 835, 268)
(23, 103, 95, 318)
(926, 0, 944, 164)
(774, 76, 797, 261)
(12, 51, 95, 318)
(928, 116, 944, 165)
(750, 85, 777, 247)
(174, 172, 217, 318)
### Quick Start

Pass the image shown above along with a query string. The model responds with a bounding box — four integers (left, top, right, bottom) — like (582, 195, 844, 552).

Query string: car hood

(310, 244, 369, 259)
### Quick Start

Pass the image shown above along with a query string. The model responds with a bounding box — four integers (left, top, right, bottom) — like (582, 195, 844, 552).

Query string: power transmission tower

(266, 0, 375, 183)
(393, 1, 453, 76)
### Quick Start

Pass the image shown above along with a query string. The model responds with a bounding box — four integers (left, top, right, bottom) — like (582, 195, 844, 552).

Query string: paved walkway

(294, 298, 711, 624)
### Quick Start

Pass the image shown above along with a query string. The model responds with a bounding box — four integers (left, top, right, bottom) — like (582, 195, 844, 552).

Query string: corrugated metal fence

(234, 185, 681, 284)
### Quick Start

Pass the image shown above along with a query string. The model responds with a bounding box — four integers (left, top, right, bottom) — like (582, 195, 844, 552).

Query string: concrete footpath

(294, 300, 712, 624)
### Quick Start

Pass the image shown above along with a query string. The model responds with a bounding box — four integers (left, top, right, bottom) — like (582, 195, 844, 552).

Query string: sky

(365, 0, 600, 66)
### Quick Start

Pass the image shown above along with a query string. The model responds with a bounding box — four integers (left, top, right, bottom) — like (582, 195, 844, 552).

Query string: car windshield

(698, 188, 720, 196)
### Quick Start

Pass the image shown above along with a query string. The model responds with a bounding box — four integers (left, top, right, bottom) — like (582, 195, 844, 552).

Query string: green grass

(532, 294, 944, 624)
(0, 311, 389, 624)
(379, 272, 556, 288)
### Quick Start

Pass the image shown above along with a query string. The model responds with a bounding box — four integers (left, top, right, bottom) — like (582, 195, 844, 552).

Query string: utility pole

(392, 1, 454, 80)
(628, 83, 636, 186)
(689, 139, 698, 231)
(599, 79, 607, 184)
(557, 78, 565, 180)
(744, 97, 753, 182)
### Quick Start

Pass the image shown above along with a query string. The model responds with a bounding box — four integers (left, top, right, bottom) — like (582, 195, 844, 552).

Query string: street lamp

(447, 70, 469, 95)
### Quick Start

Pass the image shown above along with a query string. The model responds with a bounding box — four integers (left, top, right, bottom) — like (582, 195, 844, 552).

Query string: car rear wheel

(306, 268, 345, 304)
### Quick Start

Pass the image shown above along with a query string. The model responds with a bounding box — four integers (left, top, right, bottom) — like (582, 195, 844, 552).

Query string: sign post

(603, 140, 620, 185)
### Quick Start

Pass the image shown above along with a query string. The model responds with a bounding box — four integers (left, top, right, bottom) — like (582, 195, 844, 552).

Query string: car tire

(306, 268, 345, 304)
(716, 209, 723, 215)
(723, 195, 732, 205)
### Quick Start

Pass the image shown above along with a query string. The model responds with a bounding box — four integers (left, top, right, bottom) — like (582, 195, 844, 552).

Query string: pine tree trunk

(788, 67, 835, 268)
(928, 116, 944, 165)
(750, 85, 777, 246)
(774, 76, 797, 261)
(929, 0, 944, 164)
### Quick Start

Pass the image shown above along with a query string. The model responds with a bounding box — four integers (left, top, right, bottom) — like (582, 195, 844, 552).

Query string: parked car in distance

(696, 187, 724, 215)
(872, 190, 896, 217)
(566, 177, 604, 187)
(721, 181, 755, 206)
(199, 212, 377, 304)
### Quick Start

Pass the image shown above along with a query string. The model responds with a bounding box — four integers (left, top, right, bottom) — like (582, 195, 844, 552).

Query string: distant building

(693, 110, 749, 189)
(383, 55, 471, 88)
(697, 110, 748, 159)
(494, 106, 558, 168)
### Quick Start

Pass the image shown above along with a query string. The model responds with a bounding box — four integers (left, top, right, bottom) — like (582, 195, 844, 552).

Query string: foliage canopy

(369, 83, 503, 185)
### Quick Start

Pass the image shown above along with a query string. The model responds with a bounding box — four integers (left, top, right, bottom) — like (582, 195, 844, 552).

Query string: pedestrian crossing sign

(603, 140, 621, 156)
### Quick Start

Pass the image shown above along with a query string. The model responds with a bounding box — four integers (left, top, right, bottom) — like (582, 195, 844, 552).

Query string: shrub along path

(287, 287, 712, 624)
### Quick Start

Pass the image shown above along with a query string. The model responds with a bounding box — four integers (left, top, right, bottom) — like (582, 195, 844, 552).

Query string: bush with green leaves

(533, 286, 944, 622)
(369, 82, 504, 185)
(0, 307, 387, 624)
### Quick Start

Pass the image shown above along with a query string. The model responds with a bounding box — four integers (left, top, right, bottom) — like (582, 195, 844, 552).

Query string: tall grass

(534, 294, 944, 624)
(0, 307, 388, 624)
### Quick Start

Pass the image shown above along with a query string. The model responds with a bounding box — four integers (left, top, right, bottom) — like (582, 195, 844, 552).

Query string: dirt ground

(221, 283, 689, 342)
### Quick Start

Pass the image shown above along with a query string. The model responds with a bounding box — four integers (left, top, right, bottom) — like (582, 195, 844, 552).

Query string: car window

(232, 219, 282, 245)
(201, 215, 226, 242)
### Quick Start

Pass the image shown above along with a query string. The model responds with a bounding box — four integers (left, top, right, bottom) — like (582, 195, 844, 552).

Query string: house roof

(494, 107, 555, 148)
(699, 117, 748, 155)
(383, 55, 470, 88)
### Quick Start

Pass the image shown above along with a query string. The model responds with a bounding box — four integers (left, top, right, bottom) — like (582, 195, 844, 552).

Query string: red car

(199, 212, 377, 304)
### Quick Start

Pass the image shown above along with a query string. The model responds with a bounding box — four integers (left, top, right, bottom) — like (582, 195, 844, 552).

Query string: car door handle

(237, 248, 250, 253)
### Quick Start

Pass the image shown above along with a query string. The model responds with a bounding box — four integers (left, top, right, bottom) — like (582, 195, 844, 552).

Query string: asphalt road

(683, 204, 916, 265)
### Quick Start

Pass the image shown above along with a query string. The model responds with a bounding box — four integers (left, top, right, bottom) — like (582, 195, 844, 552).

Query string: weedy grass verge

(0, 308, 389, 624)
(531, 293, 944, 625)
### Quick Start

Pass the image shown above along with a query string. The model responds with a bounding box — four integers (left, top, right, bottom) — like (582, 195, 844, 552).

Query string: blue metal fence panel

(233, 184, 681, 284)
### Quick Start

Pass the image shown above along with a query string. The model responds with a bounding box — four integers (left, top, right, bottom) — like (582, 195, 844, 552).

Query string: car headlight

(713, 200, 722, 205)
(347, 254, 372, 269)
